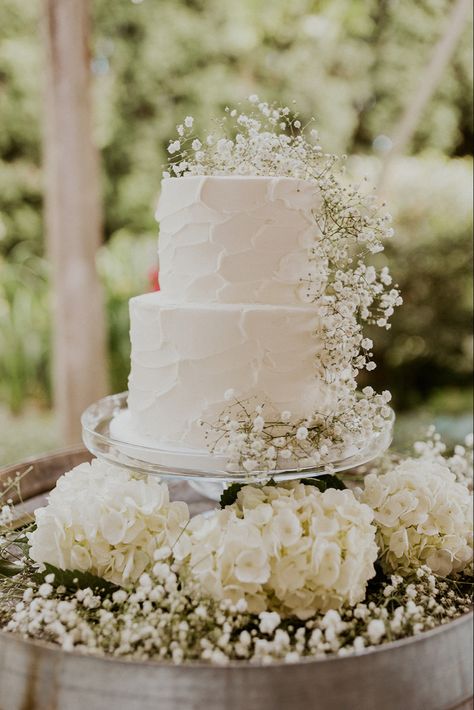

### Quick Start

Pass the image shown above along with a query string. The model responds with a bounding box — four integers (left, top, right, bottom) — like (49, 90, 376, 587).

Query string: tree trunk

(43, 0, 108, 445)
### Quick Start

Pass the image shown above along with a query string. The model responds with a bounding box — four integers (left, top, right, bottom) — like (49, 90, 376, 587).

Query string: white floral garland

(165, 97, 402, 472)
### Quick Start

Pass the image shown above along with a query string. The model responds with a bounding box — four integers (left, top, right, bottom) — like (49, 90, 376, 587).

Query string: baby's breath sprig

(412, 427, 473, 490)
(204, 388, 393, 474)
(164, 98, 328, 180)
(0, 468, 37, 622)
(4, 561, 472, 665)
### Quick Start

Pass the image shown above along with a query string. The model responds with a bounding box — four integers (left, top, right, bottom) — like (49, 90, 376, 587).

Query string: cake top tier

(156, 175, 325, 306)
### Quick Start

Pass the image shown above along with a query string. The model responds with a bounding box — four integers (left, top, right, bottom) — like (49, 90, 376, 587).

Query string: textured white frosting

(127, 293, 337, 448)
(123, 175, 341, 452)
(156, 176, 325, 305)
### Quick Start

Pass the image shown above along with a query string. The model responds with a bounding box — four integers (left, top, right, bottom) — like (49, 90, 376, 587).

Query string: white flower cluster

(28, 460, 189, 587)
(317, 264, 401, 382)
(210, 388, 393, 474)
(360, 459, 473, 576)
(165, 100, 327, 179)
(177, 482, 378, 618)
(6, 562, 471, 665)
(412, 427, 473, 490)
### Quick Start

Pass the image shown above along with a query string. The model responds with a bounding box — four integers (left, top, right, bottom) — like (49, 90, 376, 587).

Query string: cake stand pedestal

(81, 392, 395, 499)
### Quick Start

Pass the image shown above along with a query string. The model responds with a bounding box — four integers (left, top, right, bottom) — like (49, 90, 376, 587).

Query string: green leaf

(300, 474, 346, 492)
(219, 475, 345, 509)
(33, 563, 118, 594)
(0, 559, 24, 578)
(220, 483, 244, 508)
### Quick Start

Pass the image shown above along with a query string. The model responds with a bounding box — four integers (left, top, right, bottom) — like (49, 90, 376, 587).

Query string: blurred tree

(357, 156, 473, 412)
(0, 2, 42, 257)
(0, 0, 472, 249)
(378, 0, 472, 191)
(91, 0, 473, 239)
(43, 0, 108, 444)
(0, 0, 472, 415)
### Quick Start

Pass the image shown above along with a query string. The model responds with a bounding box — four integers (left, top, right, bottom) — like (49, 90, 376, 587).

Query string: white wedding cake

(118, 175, 342, 451)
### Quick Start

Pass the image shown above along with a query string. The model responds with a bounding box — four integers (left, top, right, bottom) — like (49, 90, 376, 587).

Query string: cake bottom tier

(126, 293, 340, 449)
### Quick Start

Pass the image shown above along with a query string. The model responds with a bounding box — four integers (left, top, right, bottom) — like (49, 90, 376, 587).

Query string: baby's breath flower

(259, 611, 281, 635)
(253, 415, 265, 432)
(411, 427, 473, 490)
(167, 140, 181, 155)
(0, 504, 13, 526)
(212, 387, 393, 473)
(4, 553, 472, 665)
(296, 426, 309, 441)
(367, 618, 386, 644)
(171, 98, 400, 473)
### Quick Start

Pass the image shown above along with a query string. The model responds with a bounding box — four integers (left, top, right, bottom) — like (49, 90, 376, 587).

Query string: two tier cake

(114, 175, 343, 455)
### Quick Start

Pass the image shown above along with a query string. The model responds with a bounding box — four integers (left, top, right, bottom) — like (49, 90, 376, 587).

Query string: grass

(0, 404, 60, 467)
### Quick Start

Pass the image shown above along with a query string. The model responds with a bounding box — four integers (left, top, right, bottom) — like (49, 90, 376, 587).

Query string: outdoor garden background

(0, 0, 472, 465)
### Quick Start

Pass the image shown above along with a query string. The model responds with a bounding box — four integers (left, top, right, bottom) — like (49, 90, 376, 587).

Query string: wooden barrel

(0, 449, 472, 710)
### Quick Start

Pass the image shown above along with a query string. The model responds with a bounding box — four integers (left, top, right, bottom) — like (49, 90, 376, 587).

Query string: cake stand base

(81, 393, 394, 498)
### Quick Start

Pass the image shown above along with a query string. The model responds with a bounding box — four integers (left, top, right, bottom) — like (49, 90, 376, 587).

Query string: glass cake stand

(81, 393, 394, 498)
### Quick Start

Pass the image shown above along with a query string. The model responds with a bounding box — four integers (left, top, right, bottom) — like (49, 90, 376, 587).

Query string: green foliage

(1, 0, 472, 253)
(0, 558, 22, 578)
(90, 0, 472, 238)
(0, 232, 154, 411)
(220, 483, 244, 508)
(96, 230, 156, 393)
(34, 562, 118, 594)
(0, 2, 42, 256)
(0, 249, 51, 412)
(0, 403, 58, 465)
(300, 475, 346, 491)
(354, 156, 473, 411)
(220, 474, 346, 507)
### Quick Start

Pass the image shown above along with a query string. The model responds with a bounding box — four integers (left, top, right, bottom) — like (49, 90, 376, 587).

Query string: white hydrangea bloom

(360, 459, 473, 576)
(28, 460, 189, 586)
(178, 482, 378, 618)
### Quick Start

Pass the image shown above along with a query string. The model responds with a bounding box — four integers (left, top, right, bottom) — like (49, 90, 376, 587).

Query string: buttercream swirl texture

(128, 294, 337, 447)
(126, 175, 339, 450)
(156, 176, 325, 305)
